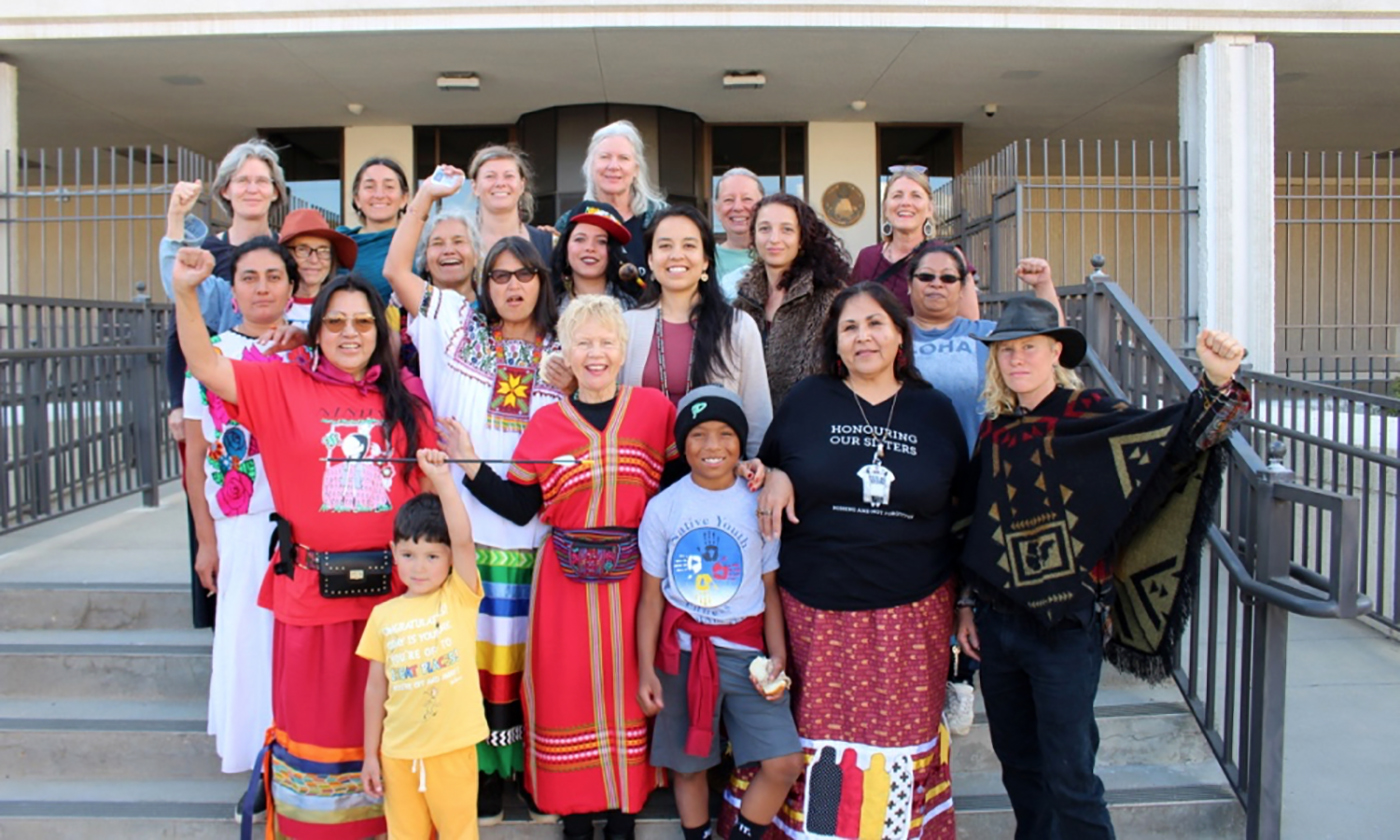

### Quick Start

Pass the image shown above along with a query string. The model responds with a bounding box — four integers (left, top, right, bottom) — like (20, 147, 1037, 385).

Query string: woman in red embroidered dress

(173, 249, 433, 839)
(448, 294, 676, 840)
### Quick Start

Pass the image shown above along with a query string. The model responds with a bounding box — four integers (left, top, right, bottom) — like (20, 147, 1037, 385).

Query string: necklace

(850, 383, 900, 508)
(653, 311, 695, 403)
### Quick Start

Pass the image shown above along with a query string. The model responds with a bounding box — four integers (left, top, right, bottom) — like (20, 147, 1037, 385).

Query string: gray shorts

(651, 646, 802, 773)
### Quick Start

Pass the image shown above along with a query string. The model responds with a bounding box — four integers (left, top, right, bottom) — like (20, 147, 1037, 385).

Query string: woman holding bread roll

(725, 282, 968, 840)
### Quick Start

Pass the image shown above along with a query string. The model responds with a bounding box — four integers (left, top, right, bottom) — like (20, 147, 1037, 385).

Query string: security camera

(984, 103, 998, 118)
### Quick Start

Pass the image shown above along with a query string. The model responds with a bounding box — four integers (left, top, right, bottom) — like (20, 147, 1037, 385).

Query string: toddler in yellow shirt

(358, 448, 487, 840)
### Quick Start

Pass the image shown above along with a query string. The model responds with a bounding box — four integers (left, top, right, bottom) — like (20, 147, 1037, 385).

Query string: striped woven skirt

(521, 540, 662, 815)
(476, 544, 536, 779)
(266, 619, 384, 839)
(720, 583, 956, 840)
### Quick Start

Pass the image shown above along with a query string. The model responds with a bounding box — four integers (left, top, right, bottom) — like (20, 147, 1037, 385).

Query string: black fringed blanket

(959, 386, 1241, 682)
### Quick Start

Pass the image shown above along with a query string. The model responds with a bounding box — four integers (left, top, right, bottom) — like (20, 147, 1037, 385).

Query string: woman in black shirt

(720, 282, 966, 840)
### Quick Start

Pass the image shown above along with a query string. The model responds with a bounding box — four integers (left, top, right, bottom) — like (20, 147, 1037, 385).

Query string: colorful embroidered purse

(551, 528, 640, 583)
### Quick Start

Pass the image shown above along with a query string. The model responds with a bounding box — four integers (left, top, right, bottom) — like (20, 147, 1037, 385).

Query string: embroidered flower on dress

(215, 468, 254, 517)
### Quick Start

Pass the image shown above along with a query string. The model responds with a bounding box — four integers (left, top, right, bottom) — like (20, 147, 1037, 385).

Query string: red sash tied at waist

(658, 603, 766, 757)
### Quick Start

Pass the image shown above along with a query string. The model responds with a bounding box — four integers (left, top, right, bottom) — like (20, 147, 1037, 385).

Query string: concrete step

(0, 770, 1243, 840)
(950, 698, 1215, 775)
(0, 582, 191, 631)
(0, 698, 221, 781)
(0, 628, 211, 701)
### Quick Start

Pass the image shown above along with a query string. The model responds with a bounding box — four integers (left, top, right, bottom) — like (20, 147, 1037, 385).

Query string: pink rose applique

(215, 469, 254, 517)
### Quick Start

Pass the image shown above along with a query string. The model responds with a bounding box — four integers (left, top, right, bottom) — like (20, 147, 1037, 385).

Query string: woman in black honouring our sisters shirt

(715, 281, 967, 839)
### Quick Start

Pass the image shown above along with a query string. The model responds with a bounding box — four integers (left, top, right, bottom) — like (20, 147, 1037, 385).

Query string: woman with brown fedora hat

(279, 207, 358, 327)
(954, 296, 1250, 839)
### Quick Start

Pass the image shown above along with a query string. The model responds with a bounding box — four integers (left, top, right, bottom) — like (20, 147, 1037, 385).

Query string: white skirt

(207, 512, 276, 773)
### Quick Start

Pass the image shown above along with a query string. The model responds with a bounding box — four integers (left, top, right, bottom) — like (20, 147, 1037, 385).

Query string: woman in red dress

(172, 248, 433, 839)
(447, 294, 676, 840)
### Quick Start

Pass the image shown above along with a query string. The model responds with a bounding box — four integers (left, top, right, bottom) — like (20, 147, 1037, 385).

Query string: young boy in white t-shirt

(637, 386, 804, 840)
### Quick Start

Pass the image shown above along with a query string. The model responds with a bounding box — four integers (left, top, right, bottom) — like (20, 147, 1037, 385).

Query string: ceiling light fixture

(346, 103, 365, 115)
(436, 73, 481, 91)
(722, 71, 766, 90)
(851, 100, 868, 112)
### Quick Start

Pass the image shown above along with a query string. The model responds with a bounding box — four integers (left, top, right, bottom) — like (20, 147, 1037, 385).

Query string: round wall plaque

(822, 181, 865, 227)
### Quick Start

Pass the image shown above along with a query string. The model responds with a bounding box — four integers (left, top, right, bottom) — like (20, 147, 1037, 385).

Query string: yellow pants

(380, 745, 480, 840)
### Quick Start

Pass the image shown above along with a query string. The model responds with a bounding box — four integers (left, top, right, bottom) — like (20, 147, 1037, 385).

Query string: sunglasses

(487, 267, 539, 285)
(888, 164, 929, 175)
(912, 272, 962, 285)
(321, 313, 377, 334)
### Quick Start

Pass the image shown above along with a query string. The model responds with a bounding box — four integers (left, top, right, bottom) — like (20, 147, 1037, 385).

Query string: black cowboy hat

(974, 296, 1086, 368)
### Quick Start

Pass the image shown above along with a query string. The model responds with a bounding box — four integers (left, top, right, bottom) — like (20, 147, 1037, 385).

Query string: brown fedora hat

(279, 208, 358, 269)
(974, 296, 1086, 368)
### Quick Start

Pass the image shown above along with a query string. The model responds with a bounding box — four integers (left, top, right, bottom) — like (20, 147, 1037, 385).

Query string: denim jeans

(977, 606, 1115, 840)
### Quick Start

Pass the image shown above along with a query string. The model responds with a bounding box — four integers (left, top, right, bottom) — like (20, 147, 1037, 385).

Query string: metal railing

(1276, 150, 1400, 387)
(0, 291, 178, 531)
(984, 260, 1368, 840)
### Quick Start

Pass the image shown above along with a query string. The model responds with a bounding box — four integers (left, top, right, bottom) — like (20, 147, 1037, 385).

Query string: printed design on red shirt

(319, 419, 394, 513)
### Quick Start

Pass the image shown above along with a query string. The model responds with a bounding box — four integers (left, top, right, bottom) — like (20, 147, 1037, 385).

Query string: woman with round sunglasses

(907, 244, 1062, 454)
(388, 205, 566, 824)
(172, 249, 434, 838)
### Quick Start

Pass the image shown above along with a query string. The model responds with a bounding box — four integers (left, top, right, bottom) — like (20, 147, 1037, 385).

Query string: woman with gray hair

(713, 167, 765, 295)
(471, 144, 555, 260)
(450, 294, 677, 838)
(555, 120, 667, 277)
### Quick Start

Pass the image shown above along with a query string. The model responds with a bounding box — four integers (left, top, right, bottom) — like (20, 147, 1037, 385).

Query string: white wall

(0, 62, 15, 296)
(807, 122, 877, 260)
(342, 125, 415, 226)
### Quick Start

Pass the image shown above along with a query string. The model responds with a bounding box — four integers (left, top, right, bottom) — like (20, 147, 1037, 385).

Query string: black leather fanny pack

(272, 514, 392, 599)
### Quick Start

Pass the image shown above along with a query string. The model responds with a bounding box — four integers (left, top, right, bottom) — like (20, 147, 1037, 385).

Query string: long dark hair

(229, 236, 301, 291)
(750, 193, 850, 293)
(819, 282, 928, 385)
(308, 274, 425, 482)
(550, 218, 639, 306)
(640, 205, 735, 385)
(478, 236, 558, 338)
(349, 157, 409, 225)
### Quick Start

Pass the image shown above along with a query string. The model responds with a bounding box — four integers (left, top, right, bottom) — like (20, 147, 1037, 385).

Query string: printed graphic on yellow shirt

(382, 599, 466, 711)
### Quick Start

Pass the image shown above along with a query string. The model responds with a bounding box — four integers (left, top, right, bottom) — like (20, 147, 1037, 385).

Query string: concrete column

(342, 125, 415, 225)
(807, 122, 877, 259)
(1179, 34, 1275, 372)
(0, 60, 16, 297)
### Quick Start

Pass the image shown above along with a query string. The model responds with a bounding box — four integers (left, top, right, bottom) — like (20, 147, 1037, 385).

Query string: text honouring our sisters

(828, 424, 920, 457)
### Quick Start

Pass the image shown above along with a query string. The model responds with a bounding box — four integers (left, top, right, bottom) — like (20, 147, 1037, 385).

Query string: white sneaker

(944, 681, 975, 736)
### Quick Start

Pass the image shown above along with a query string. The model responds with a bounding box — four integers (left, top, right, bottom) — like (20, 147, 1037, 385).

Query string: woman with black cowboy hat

(954, 296, 1250, 840)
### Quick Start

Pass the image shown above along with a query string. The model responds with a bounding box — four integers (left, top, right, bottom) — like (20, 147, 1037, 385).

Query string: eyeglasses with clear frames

(321, 313, 377, 334)
(887, 164, 929, 176)
(292, 245, 332, 262)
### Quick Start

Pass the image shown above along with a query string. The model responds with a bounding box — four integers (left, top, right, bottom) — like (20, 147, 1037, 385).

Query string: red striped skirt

(721, 582, 956, 840)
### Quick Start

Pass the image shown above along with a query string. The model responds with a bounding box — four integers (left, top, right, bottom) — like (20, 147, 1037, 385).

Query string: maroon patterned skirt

(719, 582, 956, 840)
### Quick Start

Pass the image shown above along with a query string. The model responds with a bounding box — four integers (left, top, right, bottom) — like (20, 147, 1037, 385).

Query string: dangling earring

(836, 358, 846, 377)
(310, 346, 321, 373)
(897, 345, 907, 368)
(231, 299, 240, 314)
(700, 271, 709, 283)
(923, 218, 935, 239)
(880, 220, 893, 238)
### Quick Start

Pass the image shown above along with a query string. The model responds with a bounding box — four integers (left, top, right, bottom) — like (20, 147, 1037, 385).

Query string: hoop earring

(923, 218, 935, 239)
(880, 220, 893, 239)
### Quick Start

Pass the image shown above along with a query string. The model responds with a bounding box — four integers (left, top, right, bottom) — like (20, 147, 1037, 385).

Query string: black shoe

(233, 784, 267, 824)
(518, 781, 560, 824)
(478, 771, 505, 826)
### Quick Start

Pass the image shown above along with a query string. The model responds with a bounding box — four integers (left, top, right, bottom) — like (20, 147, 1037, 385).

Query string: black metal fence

(984, 263, 1369, 840)
(0, 292, 178, 531)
